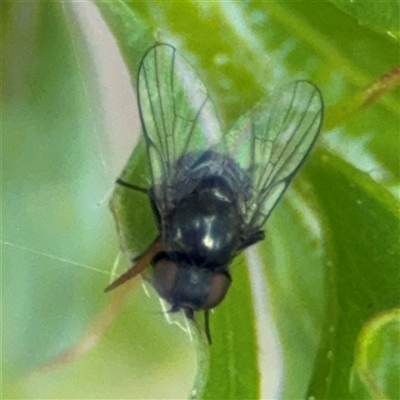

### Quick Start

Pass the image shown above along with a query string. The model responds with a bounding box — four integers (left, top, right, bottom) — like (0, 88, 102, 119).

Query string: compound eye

(153, 258, 178, 301)
(203, 273, 231, 310)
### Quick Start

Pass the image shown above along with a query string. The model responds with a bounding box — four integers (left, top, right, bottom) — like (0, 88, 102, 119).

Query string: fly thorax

(166, 179, 242, 265)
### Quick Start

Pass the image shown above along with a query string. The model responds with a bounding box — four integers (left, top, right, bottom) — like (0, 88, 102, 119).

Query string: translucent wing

(222, 80, 323, 229)
(137, 44, 222, 211)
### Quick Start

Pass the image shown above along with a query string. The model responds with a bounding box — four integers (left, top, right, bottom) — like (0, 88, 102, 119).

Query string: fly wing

(137, 44, 222, 212)
(222, 80, 323, 229)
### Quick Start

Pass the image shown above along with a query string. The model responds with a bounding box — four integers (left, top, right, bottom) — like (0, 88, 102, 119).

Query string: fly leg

(104, 239, 163, 292)
(204, 310, 212, 345)
(240, 230, 265, 251)
(116, 178, 148, 194)
(183, 308, 213, 345)
(116, 179, 162, 231)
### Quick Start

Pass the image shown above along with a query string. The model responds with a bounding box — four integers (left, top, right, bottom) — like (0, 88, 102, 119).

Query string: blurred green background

(2, 1, 399, 399)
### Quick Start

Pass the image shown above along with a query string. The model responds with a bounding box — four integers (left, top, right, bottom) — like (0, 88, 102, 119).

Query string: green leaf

(2, 2, 195, 398)
(3, 1, 399, 399)
(329, 0, 400, 41)
(307, 149, 400, 399)
(350, 309, 400, 400)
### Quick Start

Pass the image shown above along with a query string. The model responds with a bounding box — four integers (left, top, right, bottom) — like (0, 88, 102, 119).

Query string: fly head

(152, 253, 231, 312)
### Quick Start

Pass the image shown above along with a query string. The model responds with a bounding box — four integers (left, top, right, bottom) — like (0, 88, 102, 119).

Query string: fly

(105, 44, 324, 344)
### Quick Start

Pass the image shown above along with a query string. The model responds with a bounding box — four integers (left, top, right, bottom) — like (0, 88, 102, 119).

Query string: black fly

(105, 44, 324, 344)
